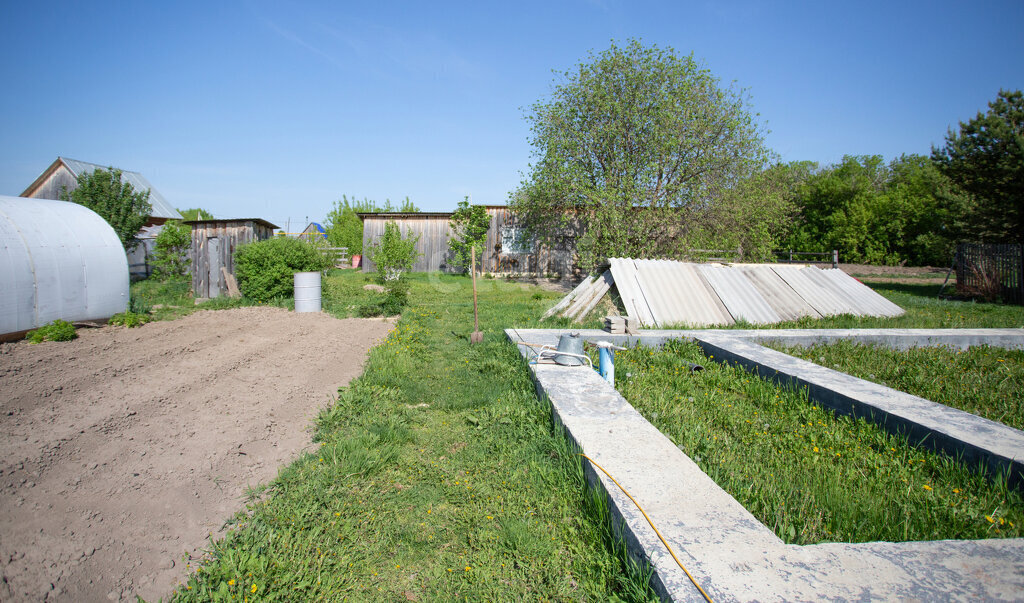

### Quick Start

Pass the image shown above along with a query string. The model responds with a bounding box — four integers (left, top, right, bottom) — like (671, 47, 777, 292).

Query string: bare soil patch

(0, 306, 393, 601)
(839, 263, 950, 284)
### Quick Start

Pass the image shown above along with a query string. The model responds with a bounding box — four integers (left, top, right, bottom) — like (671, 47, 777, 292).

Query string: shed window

(501, 226, 535, 254)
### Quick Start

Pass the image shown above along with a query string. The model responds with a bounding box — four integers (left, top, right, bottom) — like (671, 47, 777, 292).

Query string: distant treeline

(719, 90, 1023, 267)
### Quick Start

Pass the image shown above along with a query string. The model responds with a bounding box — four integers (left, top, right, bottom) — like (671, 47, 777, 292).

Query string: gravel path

(0, 306, 393, 601)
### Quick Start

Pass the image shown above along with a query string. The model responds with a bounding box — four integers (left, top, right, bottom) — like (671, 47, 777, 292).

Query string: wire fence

(773, 250, 839, 269)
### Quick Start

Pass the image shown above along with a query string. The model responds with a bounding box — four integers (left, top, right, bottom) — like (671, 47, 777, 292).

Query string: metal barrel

(293, 271, 322, 313)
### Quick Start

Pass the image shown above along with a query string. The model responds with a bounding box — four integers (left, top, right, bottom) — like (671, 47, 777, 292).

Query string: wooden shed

(359, 206, 577, 276)
(186, 219, 278, 298)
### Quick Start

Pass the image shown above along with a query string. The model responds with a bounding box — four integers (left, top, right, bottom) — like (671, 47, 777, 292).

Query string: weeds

(770, 341, 1024, 430)
(26, 319, 77, 343)
(615, 339, 1024, 544)
(108, 311, 150, 328)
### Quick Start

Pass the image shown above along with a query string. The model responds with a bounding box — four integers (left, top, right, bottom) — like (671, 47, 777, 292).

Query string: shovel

(470, 244, 483, 344)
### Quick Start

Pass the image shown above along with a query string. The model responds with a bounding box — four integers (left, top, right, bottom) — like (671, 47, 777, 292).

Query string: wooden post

(832, 249, 839, 269)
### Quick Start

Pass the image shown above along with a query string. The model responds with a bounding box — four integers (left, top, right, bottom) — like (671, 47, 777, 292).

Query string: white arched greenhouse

(0, 195, 129, 339)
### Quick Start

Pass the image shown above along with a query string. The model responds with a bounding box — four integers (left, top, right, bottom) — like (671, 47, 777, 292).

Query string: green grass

(170, 271, 655, 602)
(769, 341, 1024, 431)
(614, 339, 1024, 545)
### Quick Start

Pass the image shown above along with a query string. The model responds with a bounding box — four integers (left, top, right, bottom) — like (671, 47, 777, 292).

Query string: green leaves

(513, 39, 769, 271)
(59, 167, 152, 251)
(151, 219, 192, 280)
(366, 221, 421, 285)
(448, 197, 491, 272)
(932, 89, 1024, 244)
(26, 319, 77, 343)
(784, 155, 964, 266)
(233, 237, 333, 302)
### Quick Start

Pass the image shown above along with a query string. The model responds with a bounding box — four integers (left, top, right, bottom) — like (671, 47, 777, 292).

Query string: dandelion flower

(923, 485, 932, 491)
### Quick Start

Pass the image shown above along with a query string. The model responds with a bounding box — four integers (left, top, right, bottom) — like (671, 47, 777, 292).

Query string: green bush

(234, 237, 333, 302)
(366, 222, 420, 285)
(109, 311, 149, 328)
(151, 220, 191, 280)
(26, 320, 77, 343)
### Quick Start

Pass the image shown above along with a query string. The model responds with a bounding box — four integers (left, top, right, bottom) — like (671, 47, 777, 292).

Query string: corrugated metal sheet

(771, 265, 855, 316)
(564, 259, 904, 327)
(698, 264, 781, 325)
(62, 158, 182, 220)
(737, 264, 821, 322)
(642, 260, 732, 327)
(608, 258, 656, 325)
(608, 259, 734, 327)
(819, 269, 905, 317)
(799, 266, 867, 316)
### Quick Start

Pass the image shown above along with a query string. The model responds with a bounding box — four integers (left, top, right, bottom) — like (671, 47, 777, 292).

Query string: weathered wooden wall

(190, 221, 274, 298)
(22, 165, 78, 201)
(361, 207, 577, 276)
(361, 213, 454, 273)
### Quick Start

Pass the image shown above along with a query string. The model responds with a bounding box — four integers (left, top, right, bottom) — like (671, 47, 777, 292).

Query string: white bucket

(294, 271, 322, 313)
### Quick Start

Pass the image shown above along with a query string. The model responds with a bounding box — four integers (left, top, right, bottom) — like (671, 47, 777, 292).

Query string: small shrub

(366, 222, 420, 285)
(356, 301, 384, 317)
(109, 311, 149, 328)
(151, 220, 191, 280)
(234, 237, 333, 302)
(26, 320, 77, 343)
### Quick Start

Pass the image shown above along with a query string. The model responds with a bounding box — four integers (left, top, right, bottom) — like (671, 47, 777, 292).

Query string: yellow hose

(580, 453, 715, 603)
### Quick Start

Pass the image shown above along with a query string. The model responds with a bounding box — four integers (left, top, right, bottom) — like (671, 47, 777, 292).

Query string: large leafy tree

(696, 161, 812, 261)
(60, 167, 152, 250)
(932, 89, 1023, 244)
(512, 39, 770, 270)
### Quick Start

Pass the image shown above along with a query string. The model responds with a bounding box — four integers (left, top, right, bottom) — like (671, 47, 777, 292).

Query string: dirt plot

(0, 306, 393, 601)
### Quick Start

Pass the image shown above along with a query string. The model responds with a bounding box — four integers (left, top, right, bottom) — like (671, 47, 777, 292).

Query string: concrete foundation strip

(508, 327, 1024, 602)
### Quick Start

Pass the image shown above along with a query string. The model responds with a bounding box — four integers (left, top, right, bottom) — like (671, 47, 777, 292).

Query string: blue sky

(1, 1, 1021, 230)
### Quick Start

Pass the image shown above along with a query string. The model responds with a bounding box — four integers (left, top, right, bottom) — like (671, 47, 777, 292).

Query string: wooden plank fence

(955, 243, 1024, 305)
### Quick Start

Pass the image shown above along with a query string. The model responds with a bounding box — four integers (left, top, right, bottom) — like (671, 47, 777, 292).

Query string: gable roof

(22, 157, 183, 220)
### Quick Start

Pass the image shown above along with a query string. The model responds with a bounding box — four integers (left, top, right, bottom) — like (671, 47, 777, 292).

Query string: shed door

(207, 238, 221, 298)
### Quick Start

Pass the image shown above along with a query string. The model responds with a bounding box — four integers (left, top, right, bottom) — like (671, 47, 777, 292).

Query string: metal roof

(59, 158, 183, 220)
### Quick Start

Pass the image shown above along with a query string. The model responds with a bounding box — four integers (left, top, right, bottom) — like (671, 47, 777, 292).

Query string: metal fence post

(832, 250, 839, 269)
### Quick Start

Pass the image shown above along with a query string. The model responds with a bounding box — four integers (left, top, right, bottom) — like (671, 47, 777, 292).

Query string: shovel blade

(470, 331, 483, 344)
